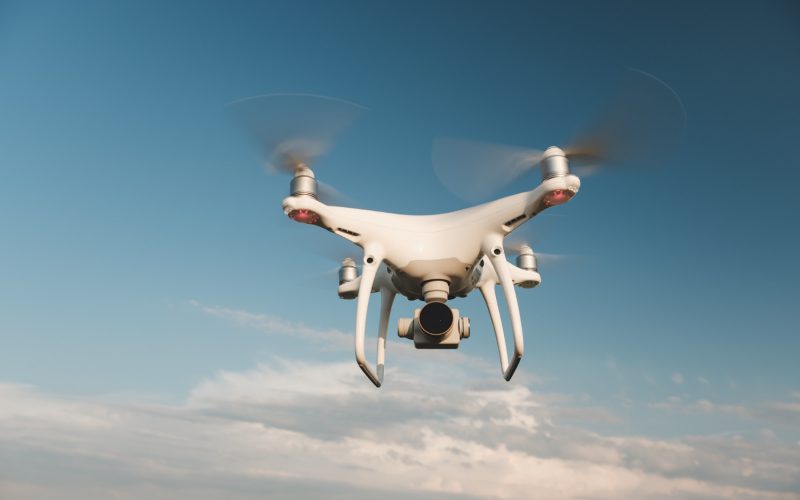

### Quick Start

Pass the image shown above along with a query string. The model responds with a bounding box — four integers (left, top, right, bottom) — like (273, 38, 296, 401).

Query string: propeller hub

(338, 258, 358, 285)
(515, 245, 539, 289)
(516, 245, 537, 272)
(290, 166, 318, 199)
(540, 146, 570, 181)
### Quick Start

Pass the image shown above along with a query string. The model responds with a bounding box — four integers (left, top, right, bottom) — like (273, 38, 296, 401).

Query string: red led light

(543, 189, 574, 207)
(288, 209, 320, 224)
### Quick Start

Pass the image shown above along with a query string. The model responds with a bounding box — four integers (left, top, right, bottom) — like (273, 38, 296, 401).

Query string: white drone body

(237, 71, 682, 387)
(281, 147, 580, 387)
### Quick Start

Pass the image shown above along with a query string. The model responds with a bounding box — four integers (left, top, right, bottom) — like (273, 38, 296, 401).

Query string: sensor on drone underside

(397, 302, 470, 349)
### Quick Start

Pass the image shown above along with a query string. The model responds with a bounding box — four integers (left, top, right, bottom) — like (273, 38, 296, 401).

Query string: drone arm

(354, 248, 393, 387)
(482, 239, 525, 381)
(475, 175, 581, 241)
(508, 262, 541, 287)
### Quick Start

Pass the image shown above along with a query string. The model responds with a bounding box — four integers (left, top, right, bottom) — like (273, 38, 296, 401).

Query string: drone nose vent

(288, 209, 320, 224)
(543, 189, 574, 207)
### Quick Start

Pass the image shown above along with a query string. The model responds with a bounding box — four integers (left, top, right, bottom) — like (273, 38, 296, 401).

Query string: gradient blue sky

(1, 1, 799, 498)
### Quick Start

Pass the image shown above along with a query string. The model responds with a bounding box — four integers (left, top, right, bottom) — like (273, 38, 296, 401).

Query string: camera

(397, 301, 470, 349)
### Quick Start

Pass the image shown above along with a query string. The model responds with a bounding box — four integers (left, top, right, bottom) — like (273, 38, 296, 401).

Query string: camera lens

(419, 302, 454, 336)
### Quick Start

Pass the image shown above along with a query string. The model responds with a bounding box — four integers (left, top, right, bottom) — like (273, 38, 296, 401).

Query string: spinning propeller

(504, 214, 573, 279)
(432, 68, 687, 202)
(229, 93, 366, 206)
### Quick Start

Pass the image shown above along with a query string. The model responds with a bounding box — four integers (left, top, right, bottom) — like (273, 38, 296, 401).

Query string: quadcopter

(232, 69, 685, 387)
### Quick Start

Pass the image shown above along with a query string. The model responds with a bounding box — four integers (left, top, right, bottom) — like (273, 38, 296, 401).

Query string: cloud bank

(2, 361, 799, 499)
(1, 304, 798, 499)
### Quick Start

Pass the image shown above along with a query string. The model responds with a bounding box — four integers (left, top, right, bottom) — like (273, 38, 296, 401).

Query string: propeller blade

(504, 215, 573, 268)
(229, 93, 366, 174)
(432, 138, 544, 202)
(289, 227, 362, 264)
(432, 68, 686, 199)
(316, 179, 358, 207)
(285, 227, 362, 290)
(565, 68, 687, 173)
(505, 243, 571, 270)
(295, 265, 342, 290)
(530, 252, 568, 265)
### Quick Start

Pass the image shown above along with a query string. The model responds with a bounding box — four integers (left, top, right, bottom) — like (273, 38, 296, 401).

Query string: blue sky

(1, 1, 799, 498)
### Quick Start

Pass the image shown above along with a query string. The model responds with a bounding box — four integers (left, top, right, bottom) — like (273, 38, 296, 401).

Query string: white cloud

(2, 360, 799, 500)
(188, 300, 352, 349)
(672, 372, 685, 385)
(188, 300, 491, 369)
(649, 395, 800, 432)
(3, 305, 799, 499)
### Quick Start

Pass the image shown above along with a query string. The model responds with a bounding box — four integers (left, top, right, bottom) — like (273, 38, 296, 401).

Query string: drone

(232, 69, 685, 387)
